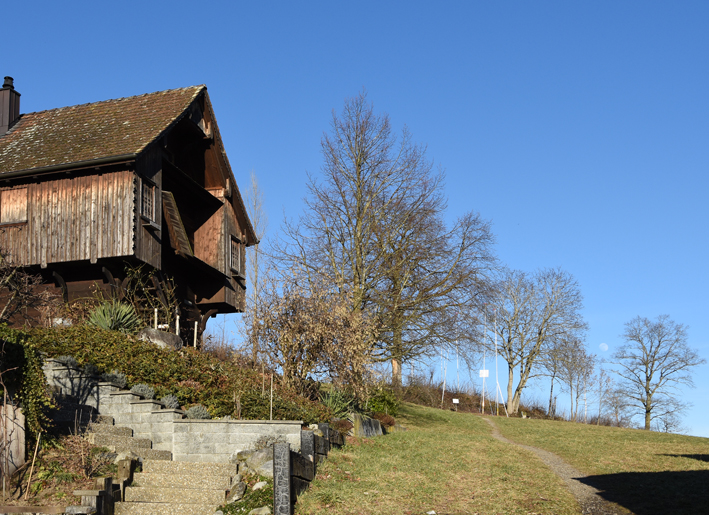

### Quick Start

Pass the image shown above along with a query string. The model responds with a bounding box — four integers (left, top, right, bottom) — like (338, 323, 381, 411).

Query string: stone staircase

(115, 459, 236, 515)
(86, 386, 171, 461)
(84, 385, 235, 514)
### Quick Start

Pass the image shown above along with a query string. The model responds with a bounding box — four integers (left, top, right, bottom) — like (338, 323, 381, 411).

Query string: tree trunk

(644, 393, 652, 430)
(570, 387, 574, 421)
(392, 358, 402, 388)
(506, 364, 515, 415)
(391, 309, 404, 387)
(548, 373, 555, 416)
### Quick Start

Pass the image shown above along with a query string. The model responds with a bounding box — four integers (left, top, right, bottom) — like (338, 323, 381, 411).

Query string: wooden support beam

(199, 309, 218, 335)
(51, 271, 68, 303)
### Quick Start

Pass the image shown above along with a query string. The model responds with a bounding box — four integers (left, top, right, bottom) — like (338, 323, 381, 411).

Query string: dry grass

(295, 403, 580, 514)
(3, 434, 116, 506)
(494, 416, 709, 514)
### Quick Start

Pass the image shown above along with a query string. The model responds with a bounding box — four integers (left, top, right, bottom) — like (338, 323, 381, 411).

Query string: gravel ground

(482, 417, 628, 515)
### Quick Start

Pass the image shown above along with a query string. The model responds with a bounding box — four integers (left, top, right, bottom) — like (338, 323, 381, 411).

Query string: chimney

(0, 76, 21, 135)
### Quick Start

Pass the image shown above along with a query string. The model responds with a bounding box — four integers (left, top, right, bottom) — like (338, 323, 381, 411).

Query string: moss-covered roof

(0, 85, 205, 175)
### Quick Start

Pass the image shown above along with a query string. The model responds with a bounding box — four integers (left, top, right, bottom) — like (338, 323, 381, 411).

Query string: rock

(227, 479, 247, 502)
(351, 413, 383, 437)
(236, 449, 256, 462)
(245, 448, 273, 472)
(252, 481, 268, 492)
(308, 423, 324, 437)
(254, 460, 273, 478)
(248, 507, 271, 515)
(214, 512, 224, 515)
(138, 328, 183, 350)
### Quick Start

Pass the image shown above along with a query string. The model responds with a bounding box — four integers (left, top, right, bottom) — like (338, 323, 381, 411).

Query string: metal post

(193, 321, 198, 348)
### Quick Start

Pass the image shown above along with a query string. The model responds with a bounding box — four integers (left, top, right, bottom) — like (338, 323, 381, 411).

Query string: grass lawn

(295, 403, 580, 515)
(494, 416, 709, 514)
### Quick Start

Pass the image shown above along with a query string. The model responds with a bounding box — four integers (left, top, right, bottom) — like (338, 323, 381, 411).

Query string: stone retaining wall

(43, 360, 302, 463)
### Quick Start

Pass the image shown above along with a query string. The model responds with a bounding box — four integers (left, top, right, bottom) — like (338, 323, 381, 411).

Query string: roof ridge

(19, 84, 206, 117)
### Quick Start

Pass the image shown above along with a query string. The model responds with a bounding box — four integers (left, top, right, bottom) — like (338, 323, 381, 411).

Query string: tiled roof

(0, 85, 205, 175)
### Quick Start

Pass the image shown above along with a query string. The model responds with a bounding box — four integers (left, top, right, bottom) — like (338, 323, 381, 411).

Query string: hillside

(295, 403, 709, 515)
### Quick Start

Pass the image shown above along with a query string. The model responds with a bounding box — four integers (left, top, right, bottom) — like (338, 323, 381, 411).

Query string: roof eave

(0, 153, 138, 179)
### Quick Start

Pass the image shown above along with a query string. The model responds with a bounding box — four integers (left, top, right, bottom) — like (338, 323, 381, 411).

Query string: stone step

(143, 459, 237, 477)
(114, 502, 218, 515)
(107, 413, 152, 425)
(94, 415, 115, 425)
(133, 472, 234, 490)
(106, 392, 142, 403)
(129, 449, 172, 460)
(87, 424, 133, 437)
(87, 433, 152, 449)
(125, 486, 227, 504)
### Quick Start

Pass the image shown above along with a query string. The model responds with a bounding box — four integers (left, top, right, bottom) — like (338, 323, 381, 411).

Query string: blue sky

(6, 1, 709, 436)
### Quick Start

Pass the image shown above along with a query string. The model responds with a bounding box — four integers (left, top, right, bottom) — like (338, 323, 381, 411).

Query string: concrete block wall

(172, 419, 302, 463)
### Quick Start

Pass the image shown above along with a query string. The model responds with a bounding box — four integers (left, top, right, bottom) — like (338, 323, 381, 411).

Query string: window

(0, 188, 28, 224)
(230, 236, 241, 274)
(141, 181, 155, 221)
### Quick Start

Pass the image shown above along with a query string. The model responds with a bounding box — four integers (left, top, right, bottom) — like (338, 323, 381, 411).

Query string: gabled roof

(0, 85, 205, 175)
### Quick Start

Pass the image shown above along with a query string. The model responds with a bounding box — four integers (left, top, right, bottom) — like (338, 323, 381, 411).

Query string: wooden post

(24, 432, 41, 500)
(154, 308, 158, 330)
(193, 321, 198, 348)
(175, 315, 180, 335)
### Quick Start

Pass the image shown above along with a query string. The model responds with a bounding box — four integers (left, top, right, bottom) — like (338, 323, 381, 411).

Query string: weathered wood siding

(0, 170, 135, 266)
(194, 205, 224, 271)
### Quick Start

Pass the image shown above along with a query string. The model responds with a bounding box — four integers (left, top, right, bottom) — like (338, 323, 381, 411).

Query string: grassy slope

(494, 417, 709, 515)
(296, 403, 580, 515)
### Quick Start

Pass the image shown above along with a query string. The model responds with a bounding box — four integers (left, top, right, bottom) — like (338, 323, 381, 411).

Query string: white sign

(452, 398, 459, 404)
(479, 369, 489, 378)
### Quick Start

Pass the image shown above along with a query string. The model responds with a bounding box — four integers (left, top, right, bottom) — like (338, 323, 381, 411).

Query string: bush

(1, 325, 331, 424)
(130, 383, 155, 399)
(185, 404, 211, 419)
(82, 363, 99, 376)
(0, 332, 55, 437)
(330, 418, 354, 436)
(160, 394, 180, 410)
(371, 412, 396, 428)
(87, 300, 142, 334)
(320, 389, 356, 419)
(367, 386, 400, 417)
(100, 370, 127, 388)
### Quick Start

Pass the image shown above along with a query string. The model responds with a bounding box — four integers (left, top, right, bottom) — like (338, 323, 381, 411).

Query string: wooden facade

(0, 81, 256, 336)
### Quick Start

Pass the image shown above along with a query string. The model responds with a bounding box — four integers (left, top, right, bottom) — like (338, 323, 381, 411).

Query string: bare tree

(610, 315, 705, 430)
(604, 385, 632, 427)
(243, 171, 268, 363)
(595, 366, 613, 425)
(0, 251, 58, 326)
(280, 92, 496, 385)
(486, 268, 587, 415)
(555, 337, 595, 422)
(246, 267, 378, 400)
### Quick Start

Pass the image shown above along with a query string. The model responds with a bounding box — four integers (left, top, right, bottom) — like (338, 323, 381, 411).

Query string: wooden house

(0, 77, 257, 336)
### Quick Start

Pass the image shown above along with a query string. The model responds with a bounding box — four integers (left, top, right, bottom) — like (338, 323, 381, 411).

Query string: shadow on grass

(661, 453, 709, 463)
(578, 469, 709, 515)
